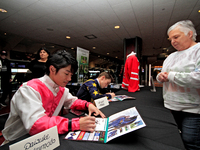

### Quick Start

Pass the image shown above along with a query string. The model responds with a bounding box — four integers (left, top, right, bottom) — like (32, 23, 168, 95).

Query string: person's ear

(188, 31, 193, 39)
(102, 76, 105, 80)
(99, 76, 104, 82)
(50, 65, 56, 73)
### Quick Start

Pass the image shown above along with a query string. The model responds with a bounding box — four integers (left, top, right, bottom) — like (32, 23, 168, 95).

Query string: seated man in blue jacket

(76, 72, 115, 103)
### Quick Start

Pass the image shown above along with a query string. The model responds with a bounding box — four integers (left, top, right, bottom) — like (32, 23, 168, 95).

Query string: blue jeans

(171, 110, 200, 150)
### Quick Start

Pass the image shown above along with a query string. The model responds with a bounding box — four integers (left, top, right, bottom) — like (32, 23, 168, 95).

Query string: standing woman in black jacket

(27, 47, 50, 79)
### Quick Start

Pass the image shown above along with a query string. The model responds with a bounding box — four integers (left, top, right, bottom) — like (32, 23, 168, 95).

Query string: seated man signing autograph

(2, 50, 105, 145)
(76, 72, 115, 103)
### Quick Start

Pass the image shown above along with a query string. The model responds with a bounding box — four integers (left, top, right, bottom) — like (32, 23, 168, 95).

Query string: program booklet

(108, 95, 136, 102)
(64, 107, 146, 143)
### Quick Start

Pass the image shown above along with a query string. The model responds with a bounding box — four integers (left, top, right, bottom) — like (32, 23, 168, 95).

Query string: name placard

(94, 96, 109, 109)
(10, 126, 60, 150)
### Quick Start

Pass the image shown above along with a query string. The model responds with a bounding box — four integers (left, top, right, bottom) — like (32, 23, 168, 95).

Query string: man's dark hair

(98, 72, 114, 83)
(45, 50, 78, 75)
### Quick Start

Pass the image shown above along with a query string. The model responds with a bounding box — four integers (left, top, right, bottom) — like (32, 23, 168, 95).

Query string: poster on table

(76, 47, 89, 83)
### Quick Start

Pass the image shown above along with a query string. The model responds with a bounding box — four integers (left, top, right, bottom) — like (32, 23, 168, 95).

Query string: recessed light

(93, 47, 96, 49)
(107, 53, 109, 55)
(84, 34, 97, 39)
(0, 8, 7, 13)
(66, 36, 70, 39)
(47, 28, 54, 31)
(115, 56, 118, 58)
(114, 26, 120, 29)
(4, 32, 6, 36)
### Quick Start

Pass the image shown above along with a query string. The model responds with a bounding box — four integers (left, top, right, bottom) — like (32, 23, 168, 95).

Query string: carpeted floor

(0, 99, 10, 145)
(0, 98, 10, 115)
(0, 113, 9, 145)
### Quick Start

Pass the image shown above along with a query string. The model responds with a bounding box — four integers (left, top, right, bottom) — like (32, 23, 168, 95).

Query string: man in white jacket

(156, 20, 200, 150)
(2, 50, 105, 145)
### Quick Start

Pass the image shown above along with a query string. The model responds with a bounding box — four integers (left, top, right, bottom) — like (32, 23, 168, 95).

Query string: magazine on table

(64, 107, 146, 143)
(108, 95, 136, 102)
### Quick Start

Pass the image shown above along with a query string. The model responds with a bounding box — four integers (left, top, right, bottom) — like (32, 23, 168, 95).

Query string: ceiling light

(66, 36, 70, 39)
(93, 47, 96, 49)
(107, 53, 109, 55)
(198, 10, 200, 13)
(0, 8, 7, 13)
(114, 26, 120, 29)
(71, 47, 74, 49)
(4, 32, 6, 36)
(115, 56, 118, 58)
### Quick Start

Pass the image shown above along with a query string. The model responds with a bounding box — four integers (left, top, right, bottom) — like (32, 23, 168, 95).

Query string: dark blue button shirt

(76, 79, 111, 102)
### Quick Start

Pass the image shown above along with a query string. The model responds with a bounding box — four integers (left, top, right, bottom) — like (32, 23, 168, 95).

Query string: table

(0, 87, 186, 150)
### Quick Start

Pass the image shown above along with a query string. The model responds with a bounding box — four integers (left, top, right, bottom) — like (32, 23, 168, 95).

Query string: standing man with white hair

(157, 20, 200, 150)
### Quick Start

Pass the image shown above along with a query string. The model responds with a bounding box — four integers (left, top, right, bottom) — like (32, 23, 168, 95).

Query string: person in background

(156, 20, 200, 150)
(2, 50, 105, 144)
(118, 65, 124, 83)
(122, 51, 140, 92)
(76, 72, 115, 103)
(0, 51, 11, 107)
(27, 47, 50, 79)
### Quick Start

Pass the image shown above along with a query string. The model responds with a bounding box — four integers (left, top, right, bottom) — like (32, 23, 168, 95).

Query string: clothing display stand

(150, 76, 156, 92)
